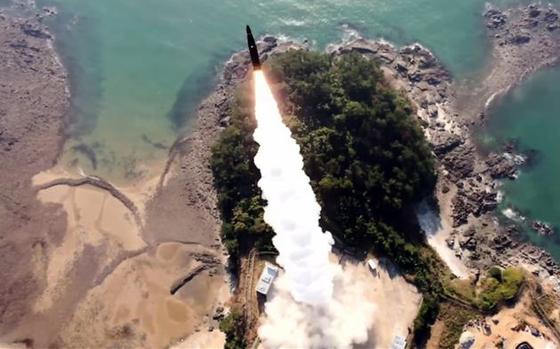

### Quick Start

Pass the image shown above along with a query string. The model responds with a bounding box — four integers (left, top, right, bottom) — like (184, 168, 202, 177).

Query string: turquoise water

(479, 68, 560, 260)
(18, 0, 560, 260)
(35, 0, 524, 181)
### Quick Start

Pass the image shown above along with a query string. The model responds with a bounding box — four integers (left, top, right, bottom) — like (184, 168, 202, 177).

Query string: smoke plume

(252, 71, 375, 348)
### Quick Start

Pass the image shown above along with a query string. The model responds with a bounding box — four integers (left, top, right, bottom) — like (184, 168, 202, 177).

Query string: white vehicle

(390, 335, 407, 349)
(256, 262, 279, 295)
(367, 258, 379, 272)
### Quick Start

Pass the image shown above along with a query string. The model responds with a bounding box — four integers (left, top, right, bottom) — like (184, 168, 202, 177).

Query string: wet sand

(32, 169, 146, 313)
(0, 5, 231, 347)
(15, 135, 230, 348)
(56, 242, 229, 348)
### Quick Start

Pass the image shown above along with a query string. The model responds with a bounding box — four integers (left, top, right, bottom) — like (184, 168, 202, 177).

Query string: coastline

(2, 0, 560, 347)
(0, 3, 70, 339)
(207, 10, 560, 343)
(1, 3, 229, 347)
(325, 2, 560, 295)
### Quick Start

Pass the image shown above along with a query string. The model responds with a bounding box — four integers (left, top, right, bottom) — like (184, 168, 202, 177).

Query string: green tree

(211, 48, 441, 347)
(211, 50, 436, 276)
(219, 309, 247, 349)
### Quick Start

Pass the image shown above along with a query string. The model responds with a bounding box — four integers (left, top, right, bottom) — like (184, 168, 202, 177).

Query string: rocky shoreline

(0, 4, 70, 336)
(459, 3, 560, 120)
(168, 4, 560, 303)
(2, 0, 560, 346)
(323, 3, 560, 293)
(195, 2, 560, 294)
(140, 36, 300, 250)
(452, 3, 560, 291)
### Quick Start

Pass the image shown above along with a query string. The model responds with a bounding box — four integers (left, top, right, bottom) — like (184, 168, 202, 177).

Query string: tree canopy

(211, 50, 436, 267)
(211, 48, 442, 349)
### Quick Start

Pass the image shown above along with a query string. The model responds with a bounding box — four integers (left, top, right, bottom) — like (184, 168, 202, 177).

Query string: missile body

(246, 25, 261, 70)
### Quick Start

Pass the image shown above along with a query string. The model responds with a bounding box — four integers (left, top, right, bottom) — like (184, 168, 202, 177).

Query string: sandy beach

(417, 195, 471, 279)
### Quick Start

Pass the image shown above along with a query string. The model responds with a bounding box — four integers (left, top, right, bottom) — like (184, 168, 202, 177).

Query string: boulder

(485, 9, 507, 29)
(485, 153, 517, 179)
(460, 236, 477, 250)
(20, 23, 51, 39)
(492, 235, 512, 251)
(528, 7, 541, 18)
(442, 145, 475, 178)
(459, 331, 476, 349)
(531, 220, 555, 236)
(431, 132, 463, 157)
(544, 10, 559, 24)
(509, 34, 531, 45)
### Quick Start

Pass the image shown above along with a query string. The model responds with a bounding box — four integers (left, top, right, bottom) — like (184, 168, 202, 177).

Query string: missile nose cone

(246, 25, 261, 70)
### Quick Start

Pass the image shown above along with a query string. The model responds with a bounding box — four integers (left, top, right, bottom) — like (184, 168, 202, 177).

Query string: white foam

(502, 207, 525, 222)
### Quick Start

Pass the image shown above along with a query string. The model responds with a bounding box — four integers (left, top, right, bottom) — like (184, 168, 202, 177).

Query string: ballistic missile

(246, 25, 261, 70)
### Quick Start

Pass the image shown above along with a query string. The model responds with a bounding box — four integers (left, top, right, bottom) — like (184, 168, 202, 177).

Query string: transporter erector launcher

(246, 25, 261, 70)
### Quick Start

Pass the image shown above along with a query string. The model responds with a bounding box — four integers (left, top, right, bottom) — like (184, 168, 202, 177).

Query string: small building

(390, 335, 406, 349)
(367, 258, 379, 272)
(256, 262, 279, 295)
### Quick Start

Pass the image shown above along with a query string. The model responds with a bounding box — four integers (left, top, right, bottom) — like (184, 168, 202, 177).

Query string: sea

(5, 0, 560, 260)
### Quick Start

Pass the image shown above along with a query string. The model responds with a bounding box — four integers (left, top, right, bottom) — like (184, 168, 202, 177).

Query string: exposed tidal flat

(3, 0, 560, 346)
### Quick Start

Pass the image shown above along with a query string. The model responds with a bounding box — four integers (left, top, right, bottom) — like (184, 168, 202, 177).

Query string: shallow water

(15, 0, 560, 261)
(35, 0, 525, 181)
(479, 68, 560, 260)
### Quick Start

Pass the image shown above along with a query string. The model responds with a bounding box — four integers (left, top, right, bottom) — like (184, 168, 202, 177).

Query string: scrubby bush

(413, 295, 440, 344)
(219, 309, 247, 349)
(478, 267, 524, 311)
(488, 266, 503, 282)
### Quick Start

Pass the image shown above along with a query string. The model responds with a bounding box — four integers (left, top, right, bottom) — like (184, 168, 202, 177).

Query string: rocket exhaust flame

(252, 70, 375, 348)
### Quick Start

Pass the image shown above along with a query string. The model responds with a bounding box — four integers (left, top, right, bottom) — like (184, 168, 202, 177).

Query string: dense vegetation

(219, 309, 247, 349)
(436, 303, 479, 349)
(428, 267, 525, 348)
(212, 50, 436, 262)
(477, 267, 524, 311)
(211, 78, 273, 262)
(268, 51, 436, 250)
(211, 50, 441, 345)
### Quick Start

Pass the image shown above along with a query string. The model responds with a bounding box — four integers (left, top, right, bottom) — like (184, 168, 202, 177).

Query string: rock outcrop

(330, 3, 560, 293)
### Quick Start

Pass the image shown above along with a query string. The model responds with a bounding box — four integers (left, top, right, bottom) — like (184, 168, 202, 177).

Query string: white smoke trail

(252, 70, 334, 305)
(252, 71, 375, 348)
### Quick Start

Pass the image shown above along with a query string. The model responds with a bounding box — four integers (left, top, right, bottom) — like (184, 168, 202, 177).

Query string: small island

(1, 1, 560, 348)
(208, 4, 560, 347)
